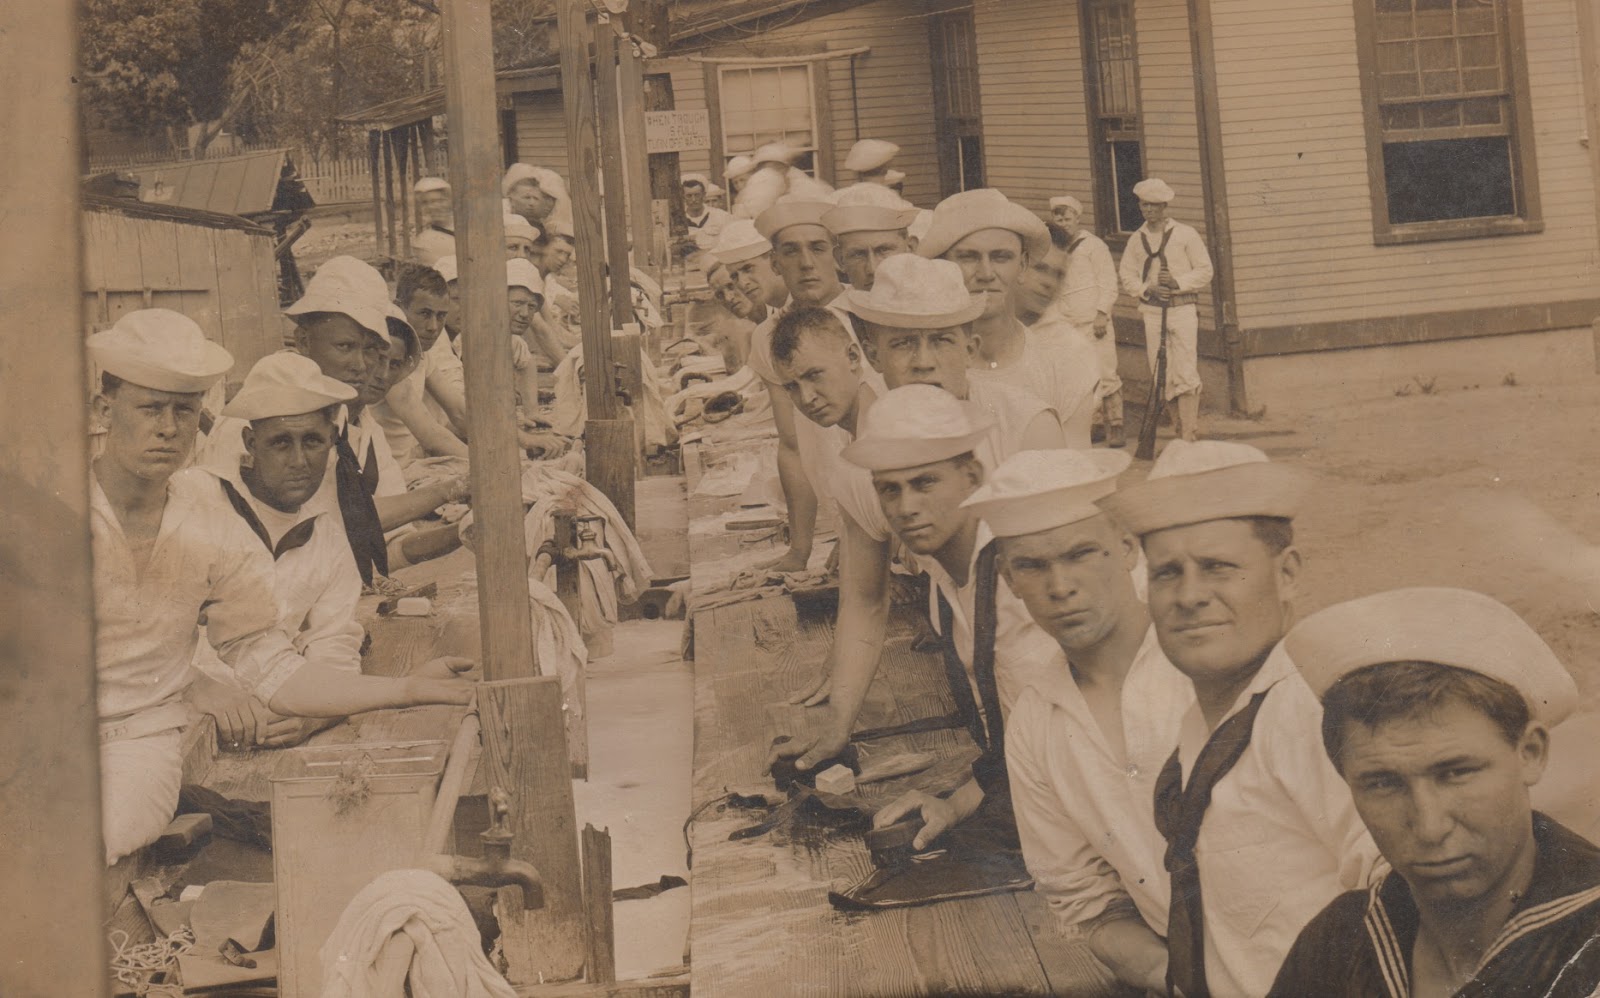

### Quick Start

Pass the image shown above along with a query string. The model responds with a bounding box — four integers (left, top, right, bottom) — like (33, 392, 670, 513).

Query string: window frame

(1351, 0, 1543, 245)
(714, 61, 828, 182)
(1080, 0, 1148, 250)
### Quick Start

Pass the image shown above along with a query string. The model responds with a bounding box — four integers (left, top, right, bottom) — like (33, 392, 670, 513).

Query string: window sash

(717, 64, 820, 174)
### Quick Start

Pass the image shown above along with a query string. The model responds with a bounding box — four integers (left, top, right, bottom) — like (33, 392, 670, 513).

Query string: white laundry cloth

(320, 868, 517, 998)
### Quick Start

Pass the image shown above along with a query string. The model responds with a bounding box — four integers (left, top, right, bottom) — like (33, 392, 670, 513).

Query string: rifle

(1135, 300, 1169, 460)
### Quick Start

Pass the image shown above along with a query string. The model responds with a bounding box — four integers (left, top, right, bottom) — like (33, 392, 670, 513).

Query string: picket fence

(87, 142, 375, 206)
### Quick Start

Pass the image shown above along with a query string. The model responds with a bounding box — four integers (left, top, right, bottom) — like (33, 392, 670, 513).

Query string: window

(718, 64, 821, 177)
(1355, 0, 1541, 242)
(930, 9, 986, 198)
(1082, 0, 1144, 236)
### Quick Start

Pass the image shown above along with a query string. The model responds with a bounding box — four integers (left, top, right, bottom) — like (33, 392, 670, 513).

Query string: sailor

(822, 183, 920, 292)
(723, 154, 756, 199)
(710, 218, 789, 327)
(920, 189, 1100, 449)
(1270, 588, 1598, 998)
(844, 138, 900, 186)
(1046, 196, 1124, 447)
(503, 212, 542, 264)
(732, 141, 835, 219)
(1096, 439, 1380, 998)
(1011, 221, 1112, 449)
(503, 163, 567, 229)
(965, 449, 1192, 992)
(89, 310, 473, 864)
(682, 171, 734, 250)
(771, 254, 1064, 760)
(745, 196, 856, 574)
(410, 176, 456, 266)
(197, 256, 469, 585)
(1118, 179, 1213, 443)
(373, 262, 468, 464)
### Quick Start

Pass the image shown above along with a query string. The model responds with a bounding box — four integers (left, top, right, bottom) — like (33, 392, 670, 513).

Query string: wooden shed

(82, 194, 287, 392)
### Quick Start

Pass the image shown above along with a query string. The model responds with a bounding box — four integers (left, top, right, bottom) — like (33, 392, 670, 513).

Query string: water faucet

(422, 788, 544, 910)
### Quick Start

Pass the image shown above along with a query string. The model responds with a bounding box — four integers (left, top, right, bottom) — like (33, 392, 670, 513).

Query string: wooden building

(347, 0, 1600, 415)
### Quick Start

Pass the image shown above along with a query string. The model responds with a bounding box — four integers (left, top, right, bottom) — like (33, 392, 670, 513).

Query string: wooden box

(270, 740, 449, 998)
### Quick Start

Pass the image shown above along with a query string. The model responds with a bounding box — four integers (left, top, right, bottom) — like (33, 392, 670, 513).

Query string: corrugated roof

(124, 148, 293, 217)
(81, 192, 277, 235)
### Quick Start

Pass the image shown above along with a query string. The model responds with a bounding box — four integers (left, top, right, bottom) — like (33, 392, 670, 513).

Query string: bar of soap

(395, 596, 432, 616)
(814, 764, 857, 795)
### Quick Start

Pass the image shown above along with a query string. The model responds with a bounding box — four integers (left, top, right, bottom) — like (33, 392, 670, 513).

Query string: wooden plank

(618, 38, 656, 278)
(597, 32, 634, 328)
(479, 678, 587, 984)
(395, 126, 413, 262)
(0, 6, 106, 994)
(382, 130, 399, 261)
(173, 223, 223, 344)
(369, 130, 385, 259)
(1242, 296, 1600, 358)
(581, 825, 617, 984)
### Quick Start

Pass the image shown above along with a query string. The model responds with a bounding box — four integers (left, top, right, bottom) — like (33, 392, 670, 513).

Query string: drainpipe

(1187, 0, 1248, 415)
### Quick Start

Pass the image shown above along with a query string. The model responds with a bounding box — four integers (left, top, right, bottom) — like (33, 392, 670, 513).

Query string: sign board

(645, 109, 712, 154)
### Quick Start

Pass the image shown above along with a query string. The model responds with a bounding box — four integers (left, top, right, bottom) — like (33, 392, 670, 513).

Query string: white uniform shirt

(1007, 626, 1193, 933)
(1118, 219, 1214, 301)
(187, 465, 364, 685)
(1052, 231, 1120, 326)
(686, 206, 735, 250)
(411, 226, 456, 267)
(92, 473, 305, 730)
(1174, 644, 1381, 998)
(920, 520, 1061, 718)
(970, 321, 1100, 449)
(831, 378, 1055, 543)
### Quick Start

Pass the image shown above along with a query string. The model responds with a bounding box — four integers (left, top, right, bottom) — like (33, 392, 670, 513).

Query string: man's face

(404, 290, 451, 352)
(730, 255, 783, 308)
(359, 336, 414, 406)
(507, 287, 542, 338)
(506, 236, 538, 262)
(835, 229, 912, 291)
(242, 411, 335, 511)
(417, 189, 453, 227)
(96, 383, 204, 481)
(872, 456, 981, 557)
(770, 224, 842, 307)
(1015, 245, 1071, 318)
(1001, 516, 1140, 652)
(861, 323, 972, 397)
(1144, 518, 1299, 683)
(1340, 700, 1546, 911)
(297, 313, 386, 389)
(543, 237, 575, 275)
(682, 182, 707, 215)
(775, 330, 863, 428)
(1052, 206, 1083, 236)
(947, 229, 1026, 320)
(1139, 200, 1168, 228)
(709, 266, 756, 320)
(508, 180, 556, 222)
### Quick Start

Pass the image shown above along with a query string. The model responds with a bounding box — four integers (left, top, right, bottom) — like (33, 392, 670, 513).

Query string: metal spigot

(422, 788, 545, 910)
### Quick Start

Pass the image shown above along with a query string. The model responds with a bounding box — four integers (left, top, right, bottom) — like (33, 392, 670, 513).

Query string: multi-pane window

(1357, 0, 1540, 238)
(930, 9, 985, 196)
(718, 64, 820, 177)
(1084, 0, 1143, 235)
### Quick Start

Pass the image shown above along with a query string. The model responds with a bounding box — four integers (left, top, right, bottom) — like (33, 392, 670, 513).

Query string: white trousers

(1066, 320, 1123, 399)
(101, 729, 184, 865)
(1139, 303, 1201, 401)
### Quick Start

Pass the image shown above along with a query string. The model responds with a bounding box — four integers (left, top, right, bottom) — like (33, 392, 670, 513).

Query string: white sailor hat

(725, 154, 756, 181)
(221, 351, 356, 420)
(283, 256, 406, 347)
(824, 184, 919, 235)
(89, 309, 234, 394)
(962, 449, 1134, 537)
(681, 172, 711, 189)
(1132, 178, 1175, 204)
(841, 384, 993, 472)
(413, 176, 449, 194)
(908, 209, 934, 243)
(530, 167, 568, 199)
(1285, 587, 1579, 726)
(710, 218, 771, 266)
(842, 254, 983, 330)
(916, 188, 1051, 260)
(752, 141, 801, 167)
(504, 213, 542, 242)
(1049, 195, 1084, 214)
(506, 258, 546, 296)
(845, 139, 900, 173)
(754, 195, 836, 242)
(884, 169, 906, 187)
(433, 255, 458, 283)
(1095, 439, 1311, 537)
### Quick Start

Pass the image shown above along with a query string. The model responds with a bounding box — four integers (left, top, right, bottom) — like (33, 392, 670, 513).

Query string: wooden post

(441, 0, 537, 684)
(597, 32, 635, 328)
(394, 128, 412, 262)
(479, 679, 587, 984)
(559, 0, 637, 529)
(581, 825, 617, 985)
(368, 129, 385, 261)
(618, 38, 656, 280)
(0, 4, 108, 996)
(381, 131, 399, 262)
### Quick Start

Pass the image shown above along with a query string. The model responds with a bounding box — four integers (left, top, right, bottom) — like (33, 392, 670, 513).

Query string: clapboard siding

(514, 90, 571, 185)
(973, 0, 1095, 223)
(1213, 0, 1600, 329)
(693, 0, 940, 207)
